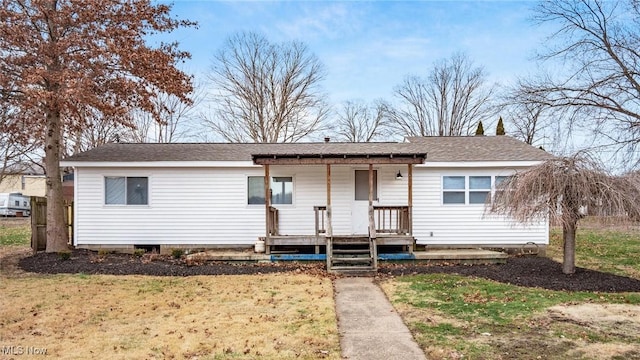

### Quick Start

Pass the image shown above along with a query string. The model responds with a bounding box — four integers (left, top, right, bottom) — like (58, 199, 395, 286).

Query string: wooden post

(326, 164, 332, 269)
(326, 164, 332, 238)
(408, 163, 414, 253)
(264, 164, 271, 255)
(368, 164, 376, 239)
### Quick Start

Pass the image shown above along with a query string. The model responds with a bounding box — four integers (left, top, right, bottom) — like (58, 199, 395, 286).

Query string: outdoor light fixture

(396, 171, 403, 180)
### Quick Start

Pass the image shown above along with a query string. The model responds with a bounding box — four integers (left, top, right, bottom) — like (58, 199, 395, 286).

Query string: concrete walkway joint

(334, 277, 427, 360)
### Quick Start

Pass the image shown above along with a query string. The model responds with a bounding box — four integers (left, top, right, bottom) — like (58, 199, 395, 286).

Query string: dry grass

(0, 273, 340, 359)
(0, 220, 340, 359)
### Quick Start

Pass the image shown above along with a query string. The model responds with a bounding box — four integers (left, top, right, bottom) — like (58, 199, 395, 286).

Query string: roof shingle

(61, 136, 553, 163)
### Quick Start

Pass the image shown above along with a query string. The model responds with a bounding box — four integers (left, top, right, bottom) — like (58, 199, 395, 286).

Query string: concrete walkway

(334, 277, 427, 360)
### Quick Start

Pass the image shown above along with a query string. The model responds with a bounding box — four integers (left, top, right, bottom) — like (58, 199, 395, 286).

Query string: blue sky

(162, 0, 550, 105)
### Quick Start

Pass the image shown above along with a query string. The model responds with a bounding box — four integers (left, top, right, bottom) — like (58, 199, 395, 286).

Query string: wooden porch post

(326, 164, 333, 269)
(326, 164, 332, 238)
(264, 164, 271, 255)
(408, 163, 414, 253)
(368, 164, 376, 239)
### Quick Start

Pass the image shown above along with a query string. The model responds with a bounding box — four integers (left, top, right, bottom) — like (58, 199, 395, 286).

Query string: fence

(30, 197, 73, 252)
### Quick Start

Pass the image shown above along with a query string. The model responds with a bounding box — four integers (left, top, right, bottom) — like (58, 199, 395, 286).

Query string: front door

(351, 169, 377, 234)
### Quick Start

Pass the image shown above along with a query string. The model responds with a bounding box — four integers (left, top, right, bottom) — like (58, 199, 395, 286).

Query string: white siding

(75, 165, 407, 246)
(76, 167, 266, 246)
(412, 166, 549, 246)
(74, 164, 548, 247)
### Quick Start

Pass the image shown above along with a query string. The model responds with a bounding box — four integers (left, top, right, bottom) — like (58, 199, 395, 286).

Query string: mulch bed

(379, 257, 640, 293)
(18, 249, 640, 293)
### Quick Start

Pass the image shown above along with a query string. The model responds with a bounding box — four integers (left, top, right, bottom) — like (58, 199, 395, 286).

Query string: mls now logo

(1, 346, 47, 355)
(1, 346, 24, 355)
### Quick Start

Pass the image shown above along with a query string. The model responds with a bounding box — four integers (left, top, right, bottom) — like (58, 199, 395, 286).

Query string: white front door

(351, 169, 377, 234)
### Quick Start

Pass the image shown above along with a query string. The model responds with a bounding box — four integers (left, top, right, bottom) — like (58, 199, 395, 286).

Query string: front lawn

(0, 273, 340, 359)
(382, 222, 640, 360)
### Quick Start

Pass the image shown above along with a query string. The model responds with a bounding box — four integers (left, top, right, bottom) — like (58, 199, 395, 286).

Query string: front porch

(264, 205, 415, 254)
(252, 145, 427, 273)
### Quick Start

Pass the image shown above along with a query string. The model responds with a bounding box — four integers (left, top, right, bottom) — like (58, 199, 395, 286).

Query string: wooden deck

(264, 234, 415, 254)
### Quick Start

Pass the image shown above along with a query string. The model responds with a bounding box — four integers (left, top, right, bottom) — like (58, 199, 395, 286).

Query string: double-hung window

(469, 176, 491, 204)
(105, 177, 149, 205)
(443, 176, 466, 204)
(442, 175, 510, 205)
(248, 176, 293, 205)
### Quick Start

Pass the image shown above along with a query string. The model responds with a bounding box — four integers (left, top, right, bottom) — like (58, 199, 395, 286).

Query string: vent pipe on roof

(324, 137, 330, 143)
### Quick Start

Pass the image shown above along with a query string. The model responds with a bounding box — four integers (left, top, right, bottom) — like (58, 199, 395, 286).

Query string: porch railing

(374, 206, 409, 234)
(314, 205, 410, 236)
(314, 206, 326, 236)
(268, 206, 279, 236)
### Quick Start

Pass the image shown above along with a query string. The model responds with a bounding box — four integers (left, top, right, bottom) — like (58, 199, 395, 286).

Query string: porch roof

(251, 143, 427, 165)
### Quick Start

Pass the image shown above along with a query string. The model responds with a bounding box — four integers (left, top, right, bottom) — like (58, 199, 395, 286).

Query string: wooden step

(332, 249, 371, 254)
(331, 259, 372, 268)
(332, 240, 369, 245)
(328, 266, 376, 276)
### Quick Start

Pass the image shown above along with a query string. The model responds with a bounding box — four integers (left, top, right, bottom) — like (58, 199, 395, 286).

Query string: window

(469, 176, 491, 204)
(495, 176, 511, 186)
(105, 177, 148, 205)
(248, 176, 293, 205)
(442, 175, 509, 205)
(443, 176, 465, 204)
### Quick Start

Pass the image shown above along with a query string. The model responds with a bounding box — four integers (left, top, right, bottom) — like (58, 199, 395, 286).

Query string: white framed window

(442, 175, 510, 205)
(248, 176, 293, 205)
(105, 176, 148, 205)
(469, 176, 491, 204)
(443, 176, 465, 204)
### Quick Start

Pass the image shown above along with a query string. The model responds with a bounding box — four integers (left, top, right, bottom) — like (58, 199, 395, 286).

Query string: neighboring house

(0, 164, 46, 197)
(60, 136, 553, 264)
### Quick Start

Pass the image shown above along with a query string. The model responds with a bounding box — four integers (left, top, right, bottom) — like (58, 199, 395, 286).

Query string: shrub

(171, 248, 184, 259)
(97, 249, 111, 257)
(58, 250, 71, 261)
(133, 249, 145, 257)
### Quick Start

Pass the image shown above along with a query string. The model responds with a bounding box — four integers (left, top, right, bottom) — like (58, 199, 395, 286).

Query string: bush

(97, 249, 111, 257)
(133, 249, 145, 257)
(171, 248, 184, 259)
(58, 250, 71, 261)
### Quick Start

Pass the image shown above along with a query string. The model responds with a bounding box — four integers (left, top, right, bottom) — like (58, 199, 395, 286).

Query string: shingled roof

(61, 136, 553, 163)
(406, 136, 553, 162)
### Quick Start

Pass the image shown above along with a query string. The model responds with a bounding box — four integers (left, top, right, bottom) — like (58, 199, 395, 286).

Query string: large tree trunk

(44, 109, 68, 253)
(562, 218, 578, 274)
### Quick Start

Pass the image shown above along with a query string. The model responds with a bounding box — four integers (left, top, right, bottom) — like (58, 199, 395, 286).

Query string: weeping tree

(490, 154, 640, 274)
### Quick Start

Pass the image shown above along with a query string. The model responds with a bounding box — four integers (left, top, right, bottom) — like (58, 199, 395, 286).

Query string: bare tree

(521, 0, 640, 161)
(0, 103, 40, 183)
(333, 100, 391, 142)
(127, 89, 203, 143)
(1, 0, 194, 252)
(387, 53, 496, 137)
(62, 111, 127, 156)
(500, 82, 555, 147)
(206, 32, 329, 143)
(490, 153, 640, 274)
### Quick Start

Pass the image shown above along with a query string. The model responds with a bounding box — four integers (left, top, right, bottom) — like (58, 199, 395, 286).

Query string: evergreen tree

(496, 117, 506, 135)
(475, 121, 485, 136)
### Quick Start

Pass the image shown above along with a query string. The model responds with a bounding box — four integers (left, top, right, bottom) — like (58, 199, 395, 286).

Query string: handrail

(268, 206, 279, 236)
(314, 206, 327, 236)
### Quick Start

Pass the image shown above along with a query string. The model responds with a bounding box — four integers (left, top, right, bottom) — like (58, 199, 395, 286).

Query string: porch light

(396, 171, 403, 180)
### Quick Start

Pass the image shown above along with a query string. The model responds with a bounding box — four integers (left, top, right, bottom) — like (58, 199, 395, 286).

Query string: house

(60, 136, 553, 270)
(0, 164, 46, 197)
